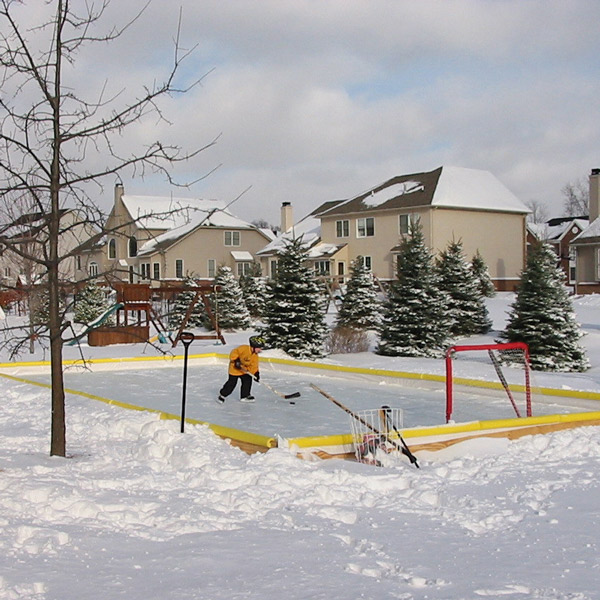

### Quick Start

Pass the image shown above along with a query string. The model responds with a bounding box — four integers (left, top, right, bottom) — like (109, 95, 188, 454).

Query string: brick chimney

(590, 169, 600, 222)
(281, 201, 293, 232)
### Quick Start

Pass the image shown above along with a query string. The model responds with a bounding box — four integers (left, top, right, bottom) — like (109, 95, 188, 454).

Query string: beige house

(311, 166, 529, 289)
(78, 184, 275, 284)
(0, 209, 99, 289)
(572, 169, 600, 294)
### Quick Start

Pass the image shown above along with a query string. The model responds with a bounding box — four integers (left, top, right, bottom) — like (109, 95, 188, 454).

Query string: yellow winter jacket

(228, 344, 259, 376)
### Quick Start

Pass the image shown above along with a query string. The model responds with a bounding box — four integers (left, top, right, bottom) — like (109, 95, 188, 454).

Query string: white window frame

(224, 231, 241, 246)
(152, 262, 160, 280)
(336, 220, 350, 238)
(207, 259, 216, 278)
(175, 259, 184, 279)
(357, 217, 375, 238)
(140, 262, 151, 280)
(399, 213, 412, 235)
(88, 262, 99, 277)
(360, 256, 372, 271)
(270, 259, 278, 278)
(108, 238, 116, 259)
(314, 260, 331, 275)
(237, 262, 251, 277)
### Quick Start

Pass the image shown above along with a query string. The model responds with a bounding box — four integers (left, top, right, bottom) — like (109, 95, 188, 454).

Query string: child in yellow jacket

(217, 336, 265, 403)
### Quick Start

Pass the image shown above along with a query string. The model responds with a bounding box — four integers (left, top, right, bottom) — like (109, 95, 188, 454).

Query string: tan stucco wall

(141, 227, 269, 279)
(575, 245, 598, 283)
(320, 208, 525, 282)
(430, 208, 526, 281)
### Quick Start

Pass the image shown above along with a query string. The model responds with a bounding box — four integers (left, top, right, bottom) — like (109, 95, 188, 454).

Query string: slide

(67, 303, 124, 346)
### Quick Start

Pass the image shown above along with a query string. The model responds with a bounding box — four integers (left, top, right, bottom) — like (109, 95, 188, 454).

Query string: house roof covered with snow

(529, 218, 588, 243)
(573, 217, 600, 244)
(316, 166, 529, 217)
(131, 197, 270, 257)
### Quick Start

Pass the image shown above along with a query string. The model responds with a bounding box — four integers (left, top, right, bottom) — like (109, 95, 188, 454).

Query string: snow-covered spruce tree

(74, 282, 114, 326)
(377, 220, 451, 357)
(208, 266, 251, 331)
(499, 241, 589, 372)
(239, 262, 267, 320)
(437, 240, 491, 336)
(336, 255, 381, 330)
(260, 237, 328, 359)
(471, 250, 496, 298)
(169, 278, 206, 329)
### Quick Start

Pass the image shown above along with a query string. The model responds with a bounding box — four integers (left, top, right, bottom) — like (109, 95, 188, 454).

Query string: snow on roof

(256, 214, 321, 255)
(361, 180, 424, 208)
(122, 195, 227, 230)
(136, 201, 258, 256)
(432, 166, 529, 213)
(573, 217, 600, 242)
(306, 242, 343, 259)
(230, 251, 254, 261)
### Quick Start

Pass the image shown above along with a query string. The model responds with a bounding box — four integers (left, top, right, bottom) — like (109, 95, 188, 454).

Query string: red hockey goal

(445, 342, 532, 423)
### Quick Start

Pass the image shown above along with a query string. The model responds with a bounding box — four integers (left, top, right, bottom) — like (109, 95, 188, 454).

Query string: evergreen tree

(169, 278, 206, 329)
(240, 262, 267, 319)
(260, 237, 328, 359)
(336, 256, 381, 330)
(471, 250, 496, 298)
(499, 242, 589, 372)
(210, 266, 251, 331)
(437, 240, 491, 336)
(74, 282, 114, 325)
(377, 220, 451, 357)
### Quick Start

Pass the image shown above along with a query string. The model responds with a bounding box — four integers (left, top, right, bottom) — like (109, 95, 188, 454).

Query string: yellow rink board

(2, 353, 600, 458)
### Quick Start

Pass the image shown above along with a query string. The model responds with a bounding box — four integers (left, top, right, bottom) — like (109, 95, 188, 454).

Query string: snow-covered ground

(1, 293, 600, 599)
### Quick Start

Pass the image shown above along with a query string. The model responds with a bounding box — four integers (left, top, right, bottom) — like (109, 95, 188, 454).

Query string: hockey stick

(380, 405, 419, 468)
(310, 383, 419, 468)
(241, 368, 301, 401)
(487, 350, 522, 418)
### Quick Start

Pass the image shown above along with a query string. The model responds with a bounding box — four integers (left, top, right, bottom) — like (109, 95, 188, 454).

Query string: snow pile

(2, 376, 600, 598)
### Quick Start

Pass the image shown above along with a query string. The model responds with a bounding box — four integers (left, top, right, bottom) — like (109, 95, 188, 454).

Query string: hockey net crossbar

(445, 342, 532, 423)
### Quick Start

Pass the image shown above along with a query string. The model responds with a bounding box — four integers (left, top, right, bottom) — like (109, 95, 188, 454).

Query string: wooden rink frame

(2, 353, 600, 460)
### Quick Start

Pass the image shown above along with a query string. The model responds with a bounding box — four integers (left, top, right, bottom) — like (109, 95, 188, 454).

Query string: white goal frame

(445, 342, 532, 423)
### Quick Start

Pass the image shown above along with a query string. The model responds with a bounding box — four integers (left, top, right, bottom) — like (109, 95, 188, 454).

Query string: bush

(325, 326, 370, 354)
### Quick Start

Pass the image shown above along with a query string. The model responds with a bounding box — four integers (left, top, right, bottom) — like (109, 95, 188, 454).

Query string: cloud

(4, 0, 600, 223)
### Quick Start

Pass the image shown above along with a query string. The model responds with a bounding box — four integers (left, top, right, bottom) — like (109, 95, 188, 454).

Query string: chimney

(115, 182, 124, 203)
(281, 201, 293, 232)
(589, 169, 600, 222)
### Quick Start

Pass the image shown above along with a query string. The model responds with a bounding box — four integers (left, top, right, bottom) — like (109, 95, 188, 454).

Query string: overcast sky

(24, 0, 600, 225)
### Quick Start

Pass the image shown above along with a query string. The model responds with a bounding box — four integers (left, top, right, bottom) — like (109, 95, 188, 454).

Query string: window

(207, 259, 216, 278)
(337, 261, 345, 284)
(140, 263, 150, 280)
(88, 262, 99, 277)
(76, 256, 81, 270)
(153, 262, 160, 280)
(399, 213, 413, 235)
(108, 238, 116, 259)
(3, 267, 10, 278)
(360, 256, 372, 271)
(357, 217, 375, 238)
(270, 259, 278, 278)
(129, 265, 135, 283)
(224, 231, 240, 246)
(336, 220, 350, 238)
(128, 236, 138, 258)
(237, 262, 251, 277)
(175, 259, 184, 279)
(314, 260, 331, 276)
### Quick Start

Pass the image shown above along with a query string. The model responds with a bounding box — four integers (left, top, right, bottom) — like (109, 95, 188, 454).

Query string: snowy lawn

(1, 293, 600, 599)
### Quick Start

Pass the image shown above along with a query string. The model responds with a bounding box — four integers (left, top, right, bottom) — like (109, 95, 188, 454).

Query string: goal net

(445, 342, 532, 423)
(350, 407, 404, 466)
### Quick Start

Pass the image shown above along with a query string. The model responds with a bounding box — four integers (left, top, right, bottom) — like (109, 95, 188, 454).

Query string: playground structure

(86, 282, 224, 347)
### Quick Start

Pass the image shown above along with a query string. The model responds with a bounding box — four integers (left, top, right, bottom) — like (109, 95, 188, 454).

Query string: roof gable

(318, 166, 529, 217)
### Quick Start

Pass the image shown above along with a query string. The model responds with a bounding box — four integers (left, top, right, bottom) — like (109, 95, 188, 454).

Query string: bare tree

(0, 0, 214, 457)
(524, 199, 549, 224)
(562, 179, 589, 217)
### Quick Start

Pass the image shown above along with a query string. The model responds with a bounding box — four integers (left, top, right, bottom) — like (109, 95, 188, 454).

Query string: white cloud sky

(9, 0, 600, 224)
